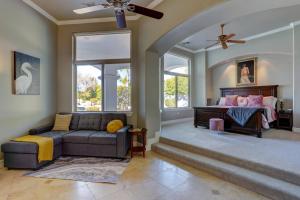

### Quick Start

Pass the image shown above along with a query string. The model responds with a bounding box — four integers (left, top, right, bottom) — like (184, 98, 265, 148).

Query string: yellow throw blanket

(13, 135, 53, 162)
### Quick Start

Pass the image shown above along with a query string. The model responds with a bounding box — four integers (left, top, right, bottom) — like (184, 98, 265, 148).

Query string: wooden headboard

(220, 85, 278, 97)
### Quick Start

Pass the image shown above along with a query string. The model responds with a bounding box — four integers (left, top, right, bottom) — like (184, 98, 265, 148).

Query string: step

(152, 143, 300, 200)
(159, 137, 300, 186)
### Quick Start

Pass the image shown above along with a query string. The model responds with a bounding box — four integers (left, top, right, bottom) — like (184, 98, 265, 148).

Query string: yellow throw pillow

(107, 120, 124, 133)
(52, 114, 72, 131)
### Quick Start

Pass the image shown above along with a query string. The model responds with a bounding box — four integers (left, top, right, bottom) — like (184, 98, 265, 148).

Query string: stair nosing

(159, 136, 300, 186)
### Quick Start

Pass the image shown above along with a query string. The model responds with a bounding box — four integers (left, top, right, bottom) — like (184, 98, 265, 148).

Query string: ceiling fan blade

(205, 42, 220, 49)
(224, 33, 236, 40)
(115, 10, 127, 29)
(227, 40, 246, 44)
(127, 4, 163, 19)
(221, 41, 228, 49)
(74, 4, 108, 14)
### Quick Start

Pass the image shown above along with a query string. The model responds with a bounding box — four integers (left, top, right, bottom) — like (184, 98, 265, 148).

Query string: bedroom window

(74, 32, 131, 112)
(163, 53, 190, 108)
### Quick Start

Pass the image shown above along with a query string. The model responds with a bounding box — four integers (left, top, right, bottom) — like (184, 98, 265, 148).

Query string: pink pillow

(247, 95, 263, 107)
(237, 96, 248, 107)
(225, 95, 238, 106)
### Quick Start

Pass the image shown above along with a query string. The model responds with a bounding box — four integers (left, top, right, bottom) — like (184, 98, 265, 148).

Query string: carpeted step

(159, 137, 300, 186)
(152, 142, 300, 200)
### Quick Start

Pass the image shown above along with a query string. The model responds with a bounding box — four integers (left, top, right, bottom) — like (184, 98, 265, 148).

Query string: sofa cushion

(63, 131, 95, 144)
(89, 132, 117, 145)
(39, 131, 71, 145)
(70, 113, 81, 130)
(78, 113, 101, 130)
(100, 113, 127, 131)
(1, 141, 38, 154)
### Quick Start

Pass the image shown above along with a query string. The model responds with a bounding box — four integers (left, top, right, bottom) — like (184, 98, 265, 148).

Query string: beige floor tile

(97, 189, 137, 200)
(0, 151, 269, 200)
(148, 169, 189, 189)
(126, 179, 171, 200)
(86, 182, 126, 199)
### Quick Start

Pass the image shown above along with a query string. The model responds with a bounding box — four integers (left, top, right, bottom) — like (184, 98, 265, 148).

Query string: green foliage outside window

(164, 75, 189, 108)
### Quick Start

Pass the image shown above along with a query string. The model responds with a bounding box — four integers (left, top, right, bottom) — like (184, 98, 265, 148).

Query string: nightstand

(277, 110, 293, 131)
(129, 128, 147, 158)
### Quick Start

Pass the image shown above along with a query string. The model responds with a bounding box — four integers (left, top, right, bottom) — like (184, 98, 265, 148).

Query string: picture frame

(13, 51, 40, 95)
(236, 57, 257, 86)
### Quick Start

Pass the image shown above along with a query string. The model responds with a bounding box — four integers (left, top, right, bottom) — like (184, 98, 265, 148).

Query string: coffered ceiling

(30, 0, 156, 20)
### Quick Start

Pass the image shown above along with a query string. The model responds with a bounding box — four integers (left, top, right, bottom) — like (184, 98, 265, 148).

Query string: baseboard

(293, 127, 300, 133)
(146, 131, 160, 151)
(161, 117, 193, 126)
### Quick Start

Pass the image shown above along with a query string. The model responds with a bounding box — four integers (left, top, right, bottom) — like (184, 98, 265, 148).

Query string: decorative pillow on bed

(263, 96, 277, 109)
(218, 97, 226, 106)
(237, 96, 248, 107)
(225, 95, 238, 106)
(247, 95, 263, 107)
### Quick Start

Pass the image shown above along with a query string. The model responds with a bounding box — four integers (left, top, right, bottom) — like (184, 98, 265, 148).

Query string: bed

(194, 85, 278, 138)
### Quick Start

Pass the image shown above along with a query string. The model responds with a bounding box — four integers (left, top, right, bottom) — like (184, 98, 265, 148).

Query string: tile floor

(0, 152, 269, 200)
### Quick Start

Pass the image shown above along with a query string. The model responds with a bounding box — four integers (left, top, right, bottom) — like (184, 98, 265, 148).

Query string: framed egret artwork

(13, 51, 40, 95)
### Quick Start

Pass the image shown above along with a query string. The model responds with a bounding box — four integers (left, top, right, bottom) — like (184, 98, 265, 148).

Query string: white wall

(208, 30, 293, 109)
(0, 0, 57, 156)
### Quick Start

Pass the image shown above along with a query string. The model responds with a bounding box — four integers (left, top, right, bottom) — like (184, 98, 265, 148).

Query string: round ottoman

(209, 118, 224, 132)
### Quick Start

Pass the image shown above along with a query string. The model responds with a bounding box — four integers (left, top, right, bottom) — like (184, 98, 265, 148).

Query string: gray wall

(194, 51, 207, 106)
(0, 0, 57, 155)
(294, 25, 300, 129)
(207, 30, 293, 109)
(137, 0, 224, 137)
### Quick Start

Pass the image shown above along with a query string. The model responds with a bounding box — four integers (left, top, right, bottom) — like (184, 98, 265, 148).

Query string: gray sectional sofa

(1, 112, 131, 169)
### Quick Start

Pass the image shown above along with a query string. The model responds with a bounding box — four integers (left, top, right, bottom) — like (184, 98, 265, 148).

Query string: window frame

(73, 31, 132, 112)
(162, 52, 191, 110)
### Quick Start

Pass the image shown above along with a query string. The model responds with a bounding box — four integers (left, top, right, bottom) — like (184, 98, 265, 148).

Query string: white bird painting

(14, 51, 40, 95)
(16, 62, 33, 94)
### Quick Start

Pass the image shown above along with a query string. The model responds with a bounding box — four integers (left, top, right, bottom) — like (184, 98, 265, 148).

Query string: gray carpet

(25, 157, 130, 184)
(161, 121, 300, 177)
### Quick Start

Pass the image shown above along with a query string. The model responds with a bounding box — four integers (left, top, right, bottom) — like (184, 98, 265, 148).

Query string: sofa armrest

(116, 125, 132, 158)
(29, 124, 53, 135)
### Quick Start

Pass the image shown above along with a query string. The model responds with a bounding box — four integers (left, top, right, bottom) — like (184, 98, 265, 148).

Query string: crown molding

(23, 0, 58, 24)
(23, 0, 164, 26)
(57, 16, 138, 25)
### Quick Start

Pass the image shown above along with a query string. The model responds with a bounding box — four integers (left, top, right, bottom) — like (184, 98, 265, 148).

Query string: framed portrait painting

(236, 57, 257, 86)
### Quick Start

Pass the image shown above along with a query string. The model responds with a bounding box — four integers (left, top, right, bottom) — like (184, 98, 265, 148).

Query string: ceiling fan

(73, 0, 164, 29)
(206, 24, 246, 49)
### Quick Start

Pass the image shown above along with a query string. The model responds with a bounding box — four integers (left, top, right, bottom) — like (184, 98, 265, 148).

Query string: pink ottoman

(209, 118, 224, 132)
